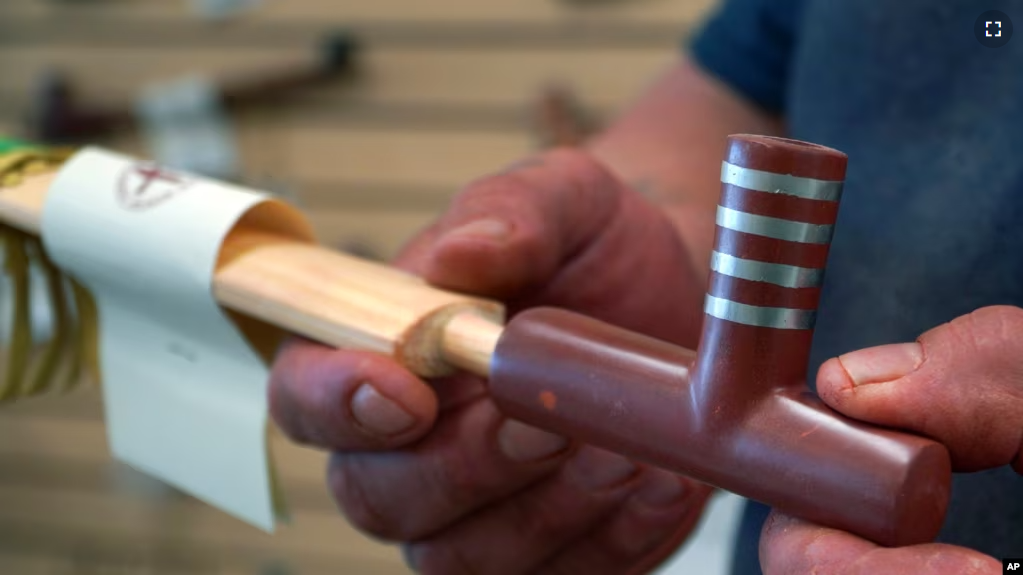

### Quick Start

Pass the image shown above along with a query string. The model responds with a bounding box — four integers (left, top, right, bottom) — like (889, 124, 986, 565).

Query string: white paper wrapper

(40, 148, 314, 530)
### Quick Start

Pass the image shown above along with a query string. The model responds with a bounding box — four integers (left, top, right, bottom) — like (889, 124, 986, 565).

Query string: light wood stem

(0, 172, 505, 378)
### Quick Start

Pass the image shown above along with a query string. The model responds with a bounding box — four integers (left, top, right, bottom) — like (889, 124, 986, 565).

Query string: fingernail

(443, 219, 511, 243)
(498, 419, 568, 462)
(567, 447, 637, 490)
(838, 342, 924, 386)
(350, 382, 416, 436)
(634, 471, 687, 508)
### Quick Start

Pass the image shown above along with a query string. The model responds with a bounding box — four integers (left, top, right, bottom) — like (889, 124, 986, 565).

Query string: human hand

(269, 148, 714, 574)
(760, 305, 1022, 575)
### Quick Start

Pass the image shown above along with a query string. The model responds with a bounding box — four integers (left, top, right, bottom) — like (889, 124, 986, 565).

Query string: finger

(390, 156, 565, 277)
(269, 338, 438, 451)
(539, 473, 712, 575)
(815, 305, 1023, 471)
(421, 149, 621, 299)
(389, 155, 550, 277)
(392, 219, 444, 277)
(759, 511, 1002, 575)
(396, 148, 704, 345)
(327, 396, 571, 541)
(404, 446, 644, 574)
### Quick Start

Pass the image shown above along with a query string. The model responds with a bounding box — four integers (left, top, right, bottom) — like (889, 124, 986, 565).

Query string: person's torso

(788, 0, 1022, 558)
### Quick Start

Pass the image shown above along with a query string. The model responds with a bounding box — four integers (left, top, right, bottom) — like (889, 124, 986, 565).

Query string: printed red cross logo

(117, 162, 192, 211)
(130, 165, 183, 197)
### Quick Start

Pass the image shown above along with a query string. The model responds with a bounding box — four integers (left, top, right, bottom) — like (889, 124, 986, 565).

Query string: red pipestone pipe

(488, 135, 951, 547)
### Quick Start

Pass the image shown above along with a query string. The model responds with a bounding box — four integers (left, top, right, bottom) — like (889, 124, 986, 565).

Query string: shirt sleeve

(689, 0, 807, 115)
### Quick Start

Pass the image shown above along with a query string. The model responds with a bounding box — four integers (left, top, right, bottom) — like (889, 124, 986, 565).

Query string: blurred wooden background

(0, 0, 715, 572)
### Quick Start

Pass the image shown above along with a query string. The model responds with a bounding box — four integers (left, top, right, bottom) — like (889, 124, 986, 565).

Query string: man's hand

(269, 149, 713, 574)
(760, 305, 1023, 575)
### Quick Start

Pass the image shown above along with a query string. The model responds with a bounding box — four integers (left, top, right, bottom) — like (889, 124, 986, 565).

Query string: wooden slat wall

(0, 0, 717, 572)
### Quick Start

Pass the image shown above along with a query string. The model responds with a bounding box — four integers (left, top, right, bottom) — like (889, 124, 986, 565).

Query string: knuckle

(504, 491, 571, 546)
(267, 374, 314, 446)
(271, 413, 309, 446)
(543, 147, 606, 176)
(328, 448, 477, 542)
(457, 148, 619, 206)
(967, 305, 1023, 346)
(543, 146, 603, 174)
(422, 442, 487, 517)
(545, 148, 623, 201)
(924, 305, 1023, 363)
(455, 171, 528, 206)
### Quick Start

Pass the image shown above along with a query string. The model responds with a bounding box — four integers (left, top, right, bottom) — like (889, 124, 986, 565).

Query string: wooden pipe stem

(441, 311, 503, 376)
(0, 171, 504, 378)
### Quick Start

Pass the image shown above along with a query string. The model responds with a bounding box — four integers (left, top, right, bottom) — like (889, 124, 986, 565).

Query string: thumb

(397, 149, 624, 300)
(816, 305, 1022, 472)
(393, 148, 705, 346)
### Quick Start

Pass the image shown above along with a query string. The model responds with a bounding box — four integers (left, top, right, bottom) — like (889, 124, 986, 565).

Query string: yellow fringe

(1, 146, 99, 402)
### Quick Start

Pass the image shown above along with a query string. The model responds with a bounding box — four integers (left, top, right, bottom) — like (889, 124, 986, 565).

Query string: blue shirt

(691, 1, 1022, 572)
